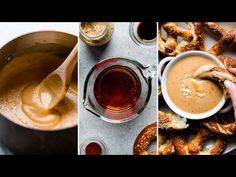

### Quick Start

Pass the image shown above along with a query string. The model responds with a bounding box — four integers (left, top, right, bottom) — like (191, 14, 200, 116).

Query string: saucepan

(0, 31, 77, 154)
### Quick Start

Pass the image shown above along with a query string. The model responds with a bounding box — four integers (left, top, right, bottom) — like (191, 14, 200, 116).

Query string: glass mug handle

(158, 57, 174, 82)
(143, 63, 157, 79)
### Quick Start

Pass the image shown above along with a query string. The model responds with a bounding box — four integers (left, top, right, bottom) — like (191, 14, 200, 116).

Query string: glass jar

(129, 22, 157, 48)
(80, 137, 108, 155)
(79, 22, 114, 46)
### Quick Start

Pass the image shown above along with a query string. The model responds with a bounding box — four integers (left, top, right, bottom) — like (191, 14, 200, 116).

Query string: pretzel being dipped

(173, 127, 226, 155)
(133, 122, 157, 155)
(158, 22, 203, 56)
(158, 111, 188, 131)
(193, 64, 236, 84)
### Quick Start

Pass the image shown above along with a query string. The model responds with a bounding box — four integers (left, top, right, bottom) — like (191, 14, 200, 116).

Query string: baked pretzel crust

(133, 122, 157, 155)
(158, 111, 188, 130)
(173, 127, 226, 155)
(205, 22, 236, 57)
(218, 55, 236, 69)
(203, 108, 236, 136)
(194, 65, 236, 84)
(158, 132, 175, 155)
(158, 22, 201, 56)
(203, 118, 236, 136)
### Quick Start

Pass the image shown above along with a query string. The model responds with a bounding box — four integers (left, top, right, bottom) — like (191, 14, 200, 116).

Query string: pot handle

(158, 57, 174, 82)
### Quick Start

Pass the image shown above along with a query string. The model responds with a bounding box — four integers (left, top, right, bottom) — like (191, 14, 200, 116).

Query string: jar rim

(129, 22, 157, 48)
(79, 22, 108, 40)
(80, 137, 108, 155)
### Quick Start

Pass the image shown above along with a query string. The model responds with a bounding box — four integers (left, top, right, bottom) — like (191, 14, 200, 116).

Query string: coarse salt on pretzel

(173, 127, 226, 155)
(203, 117, 236, 136)
(193, 64, 236, 84)
(205, 22, 236, 55)
(158, 22, 203, 56)
(205, 22, 236, 62)
(202, 108, 236, 136)
(218, 55, 236, 69)
(133, 122, 157, 155)
(158, 131, 175, 155)
(158, 111, 188, 130)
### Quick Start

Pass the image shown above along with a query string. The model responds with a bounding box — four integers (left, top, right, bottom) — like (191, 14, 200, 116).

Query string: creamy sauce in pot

(0, 53, 77, 130)
(167, 56, 224, 114)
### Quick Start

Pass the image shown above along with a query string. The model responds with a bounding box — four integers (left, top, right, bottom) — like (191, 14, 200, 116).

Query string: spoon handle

(57, 43, 78, 81)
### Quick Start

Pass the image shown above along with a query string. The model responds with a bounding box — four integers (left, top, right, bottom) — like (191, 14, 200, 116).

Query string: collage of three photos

(0, 22, 235, 155)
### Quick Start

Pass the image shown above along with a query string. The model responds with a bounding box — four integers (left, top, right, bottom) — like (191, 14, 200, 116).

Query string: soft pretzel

(133, 122, 157, 155)
(173, 127, 226, 155)
(205, 22, 236, 60)
(194, 22, 205, 51)
(158, 22, 203, 56)
(206, 22, 236, 56)
(202, 108, 236, 136)
(218, 55, 236, 69)
(158, 131, 175, 155)
(158, 111, 188, 130)
(193, 64, 236, 84)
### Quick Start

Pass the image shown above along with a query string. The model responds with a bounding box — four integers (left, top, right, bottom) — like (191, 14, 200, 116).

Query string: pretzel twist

(158, 22, 203, 56)
(173, 127, 226, 155)
(206, 22, 236, 55)
(218, 55, 236, 69)
(202, 107, 236, 136)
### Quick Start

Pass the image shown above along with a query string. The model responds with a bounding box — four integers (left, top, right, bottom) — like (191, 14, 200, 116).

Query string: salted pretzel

(205, 22, 236, 58)
(158, 111, 188, 130)
(173, 127, 226, 155)
(194, 64, 236, 84)
(158, 22, 204, 56)
(133, 122, 157, 155)
(202, 108, 236, 136)
(158, 131, 175, 155)
(218, 55, 236, 69)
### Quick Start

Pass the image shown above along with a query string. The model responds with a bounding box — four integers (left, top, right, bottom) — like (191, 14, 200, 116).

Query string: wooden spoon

(37, 43, 78, 110)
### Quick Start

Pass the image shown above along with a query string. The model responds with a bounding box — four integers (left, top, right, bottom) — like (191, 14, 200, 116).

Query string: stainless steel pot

(0, 31, 78, 154)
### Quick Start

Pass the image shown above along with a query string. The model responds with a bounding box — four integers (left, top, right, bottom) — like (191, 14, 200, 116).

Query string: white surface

(0, 22, 78, 48)
(0, 22, 78, 154)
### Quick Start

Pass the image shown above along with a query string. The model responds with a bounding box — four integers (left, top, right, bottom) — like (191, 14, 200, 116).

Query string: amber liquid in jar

(94, 65, 141, 111)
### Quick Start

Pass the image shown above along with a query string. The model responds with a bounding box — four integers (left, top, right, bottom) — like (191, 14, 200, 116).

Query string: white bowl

(159, 51, 226, 120)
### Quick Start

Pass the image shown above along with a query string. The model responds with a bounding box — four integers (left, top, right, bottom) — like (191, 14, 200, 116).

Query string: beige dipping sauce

(0, 53, 77, 129)
(167, 56, 224, 114)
